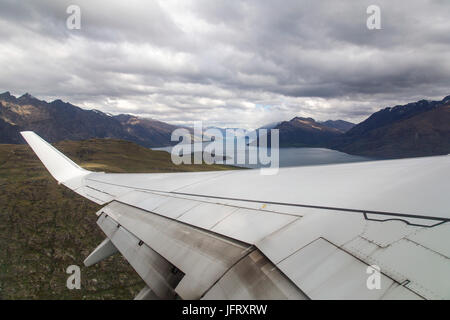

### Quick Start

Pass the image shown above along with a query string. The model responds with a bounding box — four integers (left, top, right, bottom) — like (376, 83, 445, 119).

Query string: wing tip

(20, 131, 90, 183)
(20, 131, 38, 142)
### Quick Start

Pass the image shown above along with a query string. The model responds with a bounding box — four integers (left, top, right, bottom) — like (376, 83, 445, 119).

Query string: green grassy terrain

(0, 138, 237, 300)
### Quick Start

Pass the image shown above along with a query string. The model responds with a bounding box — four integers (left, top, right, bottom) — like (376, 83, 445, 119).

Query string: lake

(153, 143, 373, 169)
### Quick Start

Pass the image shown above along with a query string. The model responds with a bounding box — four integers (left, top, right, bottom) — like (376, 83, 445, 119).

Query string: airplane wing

(20, 131, 450, 300)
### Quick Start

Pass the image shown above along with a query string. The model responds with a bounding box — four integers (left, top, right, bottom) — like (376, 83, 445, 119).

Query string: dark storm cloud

(1, 0, 450, 128)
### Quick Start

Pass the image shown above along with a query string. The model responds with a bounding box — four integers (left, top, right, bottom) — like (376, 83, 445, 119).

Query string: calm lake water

(153, 143, 373, 169)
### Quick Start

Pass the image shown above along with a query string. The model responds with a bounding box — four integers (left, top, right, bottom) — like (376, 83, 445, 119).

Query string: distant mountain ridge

(320, 120, 355, 133)
(335, 96, 450, 158)
(263, 95, 450, 158)
(0, 92, 180, 147)
(273, 117, 354, 147)
(344, 97, 450, 138)
(2, 91, 449, 159)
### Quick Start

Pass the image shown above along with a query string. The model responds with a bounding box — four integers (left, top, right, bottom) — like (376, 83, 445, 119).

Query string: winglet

(20, 131, 90, 183)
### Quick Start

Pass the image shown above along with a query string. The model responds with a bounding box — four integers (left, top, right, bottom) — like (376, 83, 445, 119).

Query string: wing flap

(98, 213, 182, 299)
(100, 201, 254, 299)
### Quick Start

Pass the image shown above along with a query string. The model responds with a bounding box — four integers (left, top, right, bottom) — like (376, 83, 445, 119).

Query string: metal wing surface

(21, 131, 450, 300)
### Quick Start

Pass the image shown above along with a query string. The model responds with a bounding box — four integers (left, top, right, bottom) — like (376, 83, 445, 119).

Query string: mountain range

(274, 96, 450, 158)
(0, 92, 181, 147)
(273, 117, 354, 148)
(334, 96, 450, 158)
(1, 91, 449, 158)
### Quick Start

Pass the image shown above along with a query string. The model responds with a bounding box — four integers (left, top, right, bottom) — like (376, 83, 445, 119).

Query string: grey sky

(1, 0, 450, 128)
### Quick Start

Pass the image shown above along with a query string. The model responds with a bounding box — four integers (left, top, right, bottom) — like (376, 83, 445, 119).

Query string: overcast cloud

(1, 0, 450, 128)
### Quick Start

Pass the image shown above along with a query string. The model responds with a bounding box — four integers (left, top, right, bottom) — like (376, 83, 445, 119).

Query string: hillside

(320, 120, 355, 133)
(274, 117, 345, 147)
(344, 97, 450, 138)
(336, 96, 450, 158)
(336, 104, 450, 158)
(0, 92, 180, 148)
(0, 138, 236, 299)
(272, 96, 450, 158)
